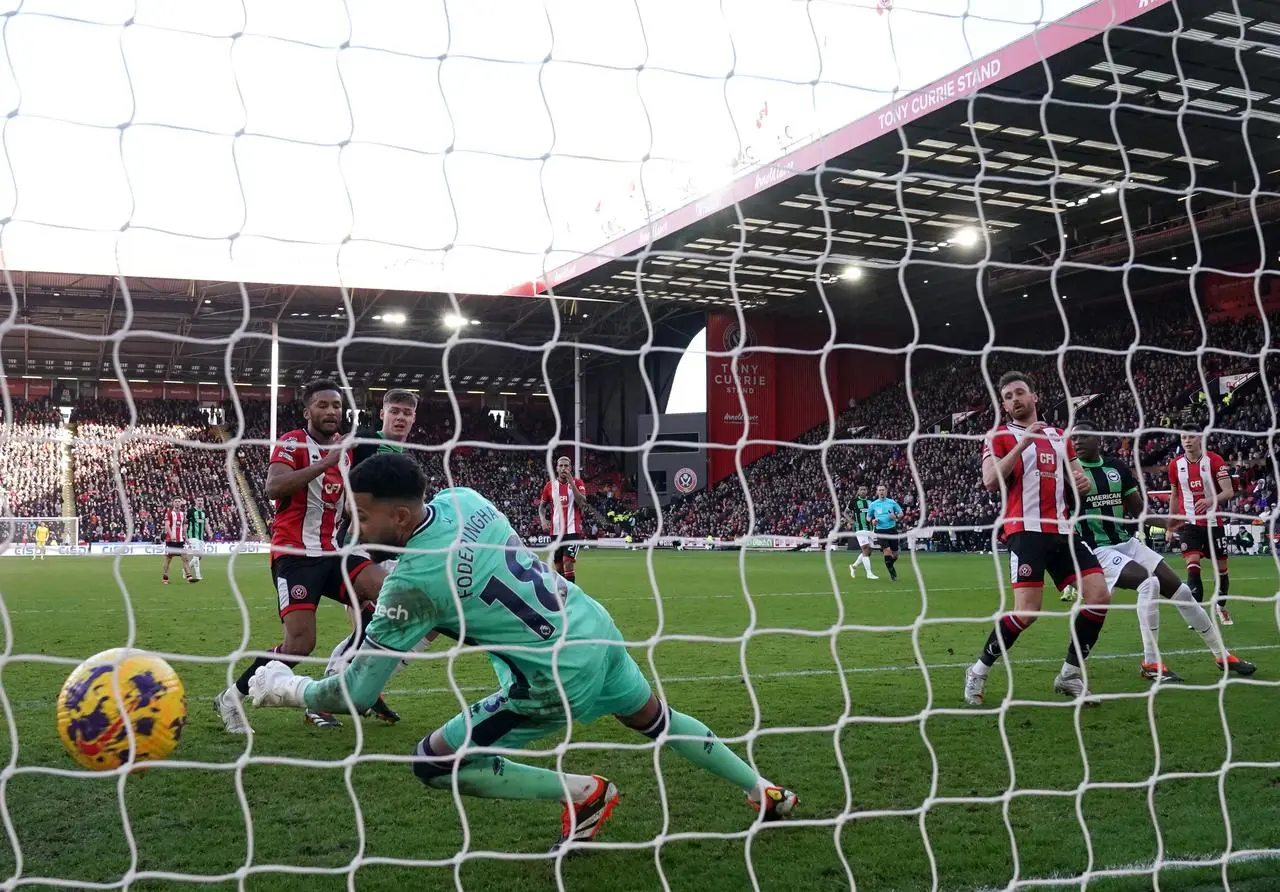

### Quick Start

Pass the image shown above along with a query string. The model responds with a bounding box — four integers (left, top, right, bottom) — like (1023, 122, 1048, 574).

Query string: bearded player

(325, 388, 432, 723)
(246, 453, 798, 849)
(215, 379, 392, 733)
(1168, 425, 1235, 625)
(964, 371, 1109, 706)
(1071, 421, 1254, 683)
(539, 456, 590, 584)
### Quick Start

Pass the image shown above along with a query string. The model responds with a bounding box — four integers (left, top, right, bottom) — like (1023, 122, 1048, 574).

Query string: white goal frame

(0, 517, 80, 557)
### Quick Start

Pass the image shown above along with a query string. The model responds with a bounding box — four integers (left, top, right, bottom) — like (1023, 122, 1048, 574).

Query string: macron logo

(374, 603, 409, 622)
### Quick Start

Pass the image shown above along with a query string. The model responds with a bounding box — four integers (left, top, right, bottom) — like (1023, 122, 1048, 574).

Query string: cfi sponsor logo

(721, 321, 758, 353)
(674, 467, 699, 494)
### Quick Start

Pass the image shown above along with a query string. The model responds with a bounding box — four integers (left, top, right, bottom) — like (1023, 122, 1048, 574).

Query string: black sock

(235, 644, 299, 696)
(1065, 607, 1107, 668)
(884, 554, 897, 577)
(1217, 571, 1229, 605)
(1187, 566, 1203, 602)
(980, 615, 1027, 667)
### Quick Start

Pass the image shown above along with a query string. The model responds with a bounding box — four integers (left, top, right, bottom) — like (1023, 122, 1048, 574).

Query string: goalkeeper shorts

(439, 645, 652, 754)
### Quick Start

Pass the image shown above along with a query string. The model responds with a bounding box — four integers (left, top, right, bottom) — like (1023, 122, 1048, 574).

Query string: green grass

(0, 550, 1278, 891)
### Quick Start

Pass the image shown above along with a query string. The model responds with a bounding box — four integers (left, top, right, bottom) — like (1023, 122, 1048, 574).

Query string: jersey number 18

(479, 534, 566, 640)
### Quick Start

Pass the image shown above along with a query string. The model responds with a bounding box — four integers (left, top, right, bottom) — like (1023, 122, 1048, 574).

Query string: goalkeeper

(248, 453, 797, 849)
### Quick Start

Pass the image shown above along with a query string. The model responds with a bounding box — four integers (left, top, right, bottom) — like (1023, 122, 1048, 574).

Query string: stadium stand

(661, 303, 1280, 546)
(0, 399, 64, 519)
(71, 400, 249, 543)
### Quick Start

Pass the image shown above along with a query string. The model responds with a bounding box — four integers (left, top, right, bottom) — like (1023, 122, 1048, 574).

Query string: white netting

(1, 0, 1280, 890)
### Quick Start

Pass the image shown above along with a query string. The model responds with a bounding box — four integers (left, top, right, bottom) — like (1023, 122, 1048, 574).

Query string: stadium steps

(59, 422, 76, 520)
(210, 426, 269, 540)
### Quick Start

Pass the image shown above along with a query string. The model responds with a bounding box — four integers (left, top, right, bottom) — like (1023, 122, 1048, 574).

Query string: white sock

(566, 773, 602, 803)
(1060, 662, 1081, 677)
(1170, 583, 1227, 659)
(1137, 576, 1161, 664)
(325, 631, 357, 677)
(970, 660, 990, 677)
(393, 634, 433, 678)
(747, 777, 777, 803)
(191, 556, 202, 580)
(860, 555, 874, 573)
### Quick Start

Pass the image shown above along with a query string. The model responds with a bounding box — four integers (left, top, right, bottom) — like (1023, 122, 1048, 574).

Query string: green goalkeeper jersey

(186, 507, 207, 541)
(304, 487, 623, 716)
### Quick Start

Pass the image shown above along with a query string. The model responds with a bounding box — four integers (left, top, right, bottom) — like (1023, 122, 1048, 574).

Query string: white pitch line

(6, 642, 1276, 713)
(3, 574, 1276, 614)
(967, 848, 1280, 892)
(373, 641, 1280, 699)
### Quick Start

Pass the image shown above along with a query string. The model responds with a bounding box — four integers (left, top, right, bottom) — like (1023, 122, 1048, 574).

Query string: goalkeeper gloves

(248, 660, 313, 708)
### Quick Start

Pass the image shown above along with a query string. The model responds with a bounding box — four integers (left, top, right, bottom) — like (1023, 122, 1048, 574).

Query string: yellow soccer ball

(56, 649, 187, 771)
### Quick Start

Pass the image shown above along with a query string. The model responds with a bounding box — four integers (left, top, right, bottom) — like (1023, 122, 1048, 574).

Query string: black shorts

(1177, 524, 1227, 559)
(554, 543, 579, 564)
(164, 541, 186, 554)
(1007, 531, 1101, 591)
(873, 527, 900, 550)
(272, 552, 374, 619)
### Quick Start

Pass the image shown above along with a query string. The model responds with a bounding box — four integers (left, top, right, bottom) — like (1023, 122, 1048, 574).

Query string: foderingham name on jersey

(454, 503, 497, 599)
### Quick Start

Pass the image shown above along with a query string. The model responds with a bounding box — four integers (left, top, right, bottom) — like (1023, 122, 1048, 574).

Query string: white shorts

(855, 531, 874, 548)
(1094, 538, 1164, 592)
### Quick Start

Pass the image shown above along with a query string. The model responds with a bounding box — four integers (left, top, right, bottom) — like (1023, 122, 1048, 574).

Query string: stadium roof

(6, 0, 1280, 390)
(553, 0, 1280, 339)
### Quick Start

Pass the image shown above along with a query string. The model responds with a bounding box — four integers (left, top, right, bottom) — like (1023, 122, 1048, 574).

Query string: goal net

(0, 517, 80, 556)
(1, 0, 1278, 890)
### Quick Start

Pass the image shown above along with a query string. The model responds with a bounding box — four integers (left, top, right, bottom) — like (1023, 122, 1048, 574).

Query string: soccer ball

(56, 648, 187, 771)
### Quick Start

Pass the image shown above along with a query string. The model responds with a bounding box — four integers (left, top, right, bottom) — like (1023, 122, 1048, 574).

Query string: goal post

(0, 517, 79, 557)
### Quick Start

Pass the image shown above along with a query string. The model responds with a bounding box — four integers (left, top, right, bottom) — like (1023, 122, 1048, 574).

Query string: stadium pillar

(269, 322, 279, 449)
(573, 341, 583, 476)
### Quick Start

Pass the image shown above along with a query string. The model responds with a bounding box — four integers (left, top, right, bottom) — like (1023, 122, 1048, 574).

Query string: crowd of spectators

(0, 399, 64, 519)
(14, 298, 1279, 552)
(660, 303, 1280, 545)
(71, 400, 249, 542)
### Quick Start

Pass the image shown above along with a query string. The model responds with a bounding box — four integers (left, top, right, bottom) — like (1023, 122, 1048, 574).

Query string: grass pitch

(1, 549, 1278, 891)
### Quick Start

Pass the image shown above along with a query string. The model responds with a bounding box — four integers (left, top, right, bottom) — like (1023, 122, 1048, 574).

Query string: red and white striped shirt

(1168, 451, 1230, 527)
(269, 429, 349, 558)
(163, 509, 185, 542)
(540, 476, 587, 536)
(983, 422, 1076, 536)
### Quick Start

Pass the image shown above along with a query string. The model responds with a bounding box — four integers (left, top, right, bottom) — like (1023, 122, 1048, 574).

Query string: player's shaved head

(349, 453, 428, 548)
